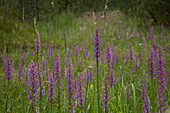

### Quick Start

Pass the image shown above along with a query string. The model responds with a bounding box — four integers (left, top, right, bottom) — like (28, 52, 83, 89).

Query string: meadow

(0, 11, 169, 113)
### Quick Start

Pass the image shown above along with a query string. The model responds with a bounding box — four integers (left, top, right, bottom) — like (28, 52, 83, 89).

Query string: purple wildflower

(105, 42, 111, 63)
(102, 76, 110, 112)
(67, 58, 74, 100)
(75, 74, 85, 109)
(156, 45, 167, 112)
(67, 58, 74, 112)
(55, 54, 62, 87)
(37, 60, 45, 97)
(35, 31, 41, 53)
(94, 27, 101, 62)
(69, 101, 75, 113)
(5, 55, 13, 80)
(47, 72, 55, 102)
(27, 60, 39, 112)
(110, 70, 115, 87)
(149, 47, 155, 78)
(129, 42, 133, 60)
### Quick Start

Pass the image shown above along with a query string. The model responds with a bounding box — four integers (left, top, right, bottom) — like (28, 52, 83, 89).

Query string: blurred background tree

(0, 0, 169, 25)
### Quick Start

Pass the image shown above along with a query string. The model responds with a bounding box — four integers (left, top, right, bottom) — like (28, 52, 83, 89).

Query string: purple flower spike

(27, 60, 39, 105)
(105, 42, 111, 63)
(35, 31, 41, 53)
(75, 74, 85, 109)
(156, 45, 167, 112)
(102, 76, 110, 112)
(5, 55, 13, 80)
(67, 58, 74, 100)
(149, 47, 155, 78)
(48, 72, 55, 101)
(69, 101, 75, 113)
(110, 70, 115, 87)
(129, 42, 133, 60)
(55, 54, 62, 87)
(142, 75, 152, 113)
(94, 27, 101, 62)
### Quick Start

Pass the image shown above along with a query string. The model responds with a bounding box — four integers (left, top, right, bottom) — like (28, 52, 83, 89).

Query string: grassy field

(0, 11, 169, 113)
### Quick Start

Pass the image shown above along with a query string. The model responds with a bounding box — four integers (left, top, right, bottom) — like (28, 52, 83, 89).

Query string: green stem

(97, 61, 100, 113)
